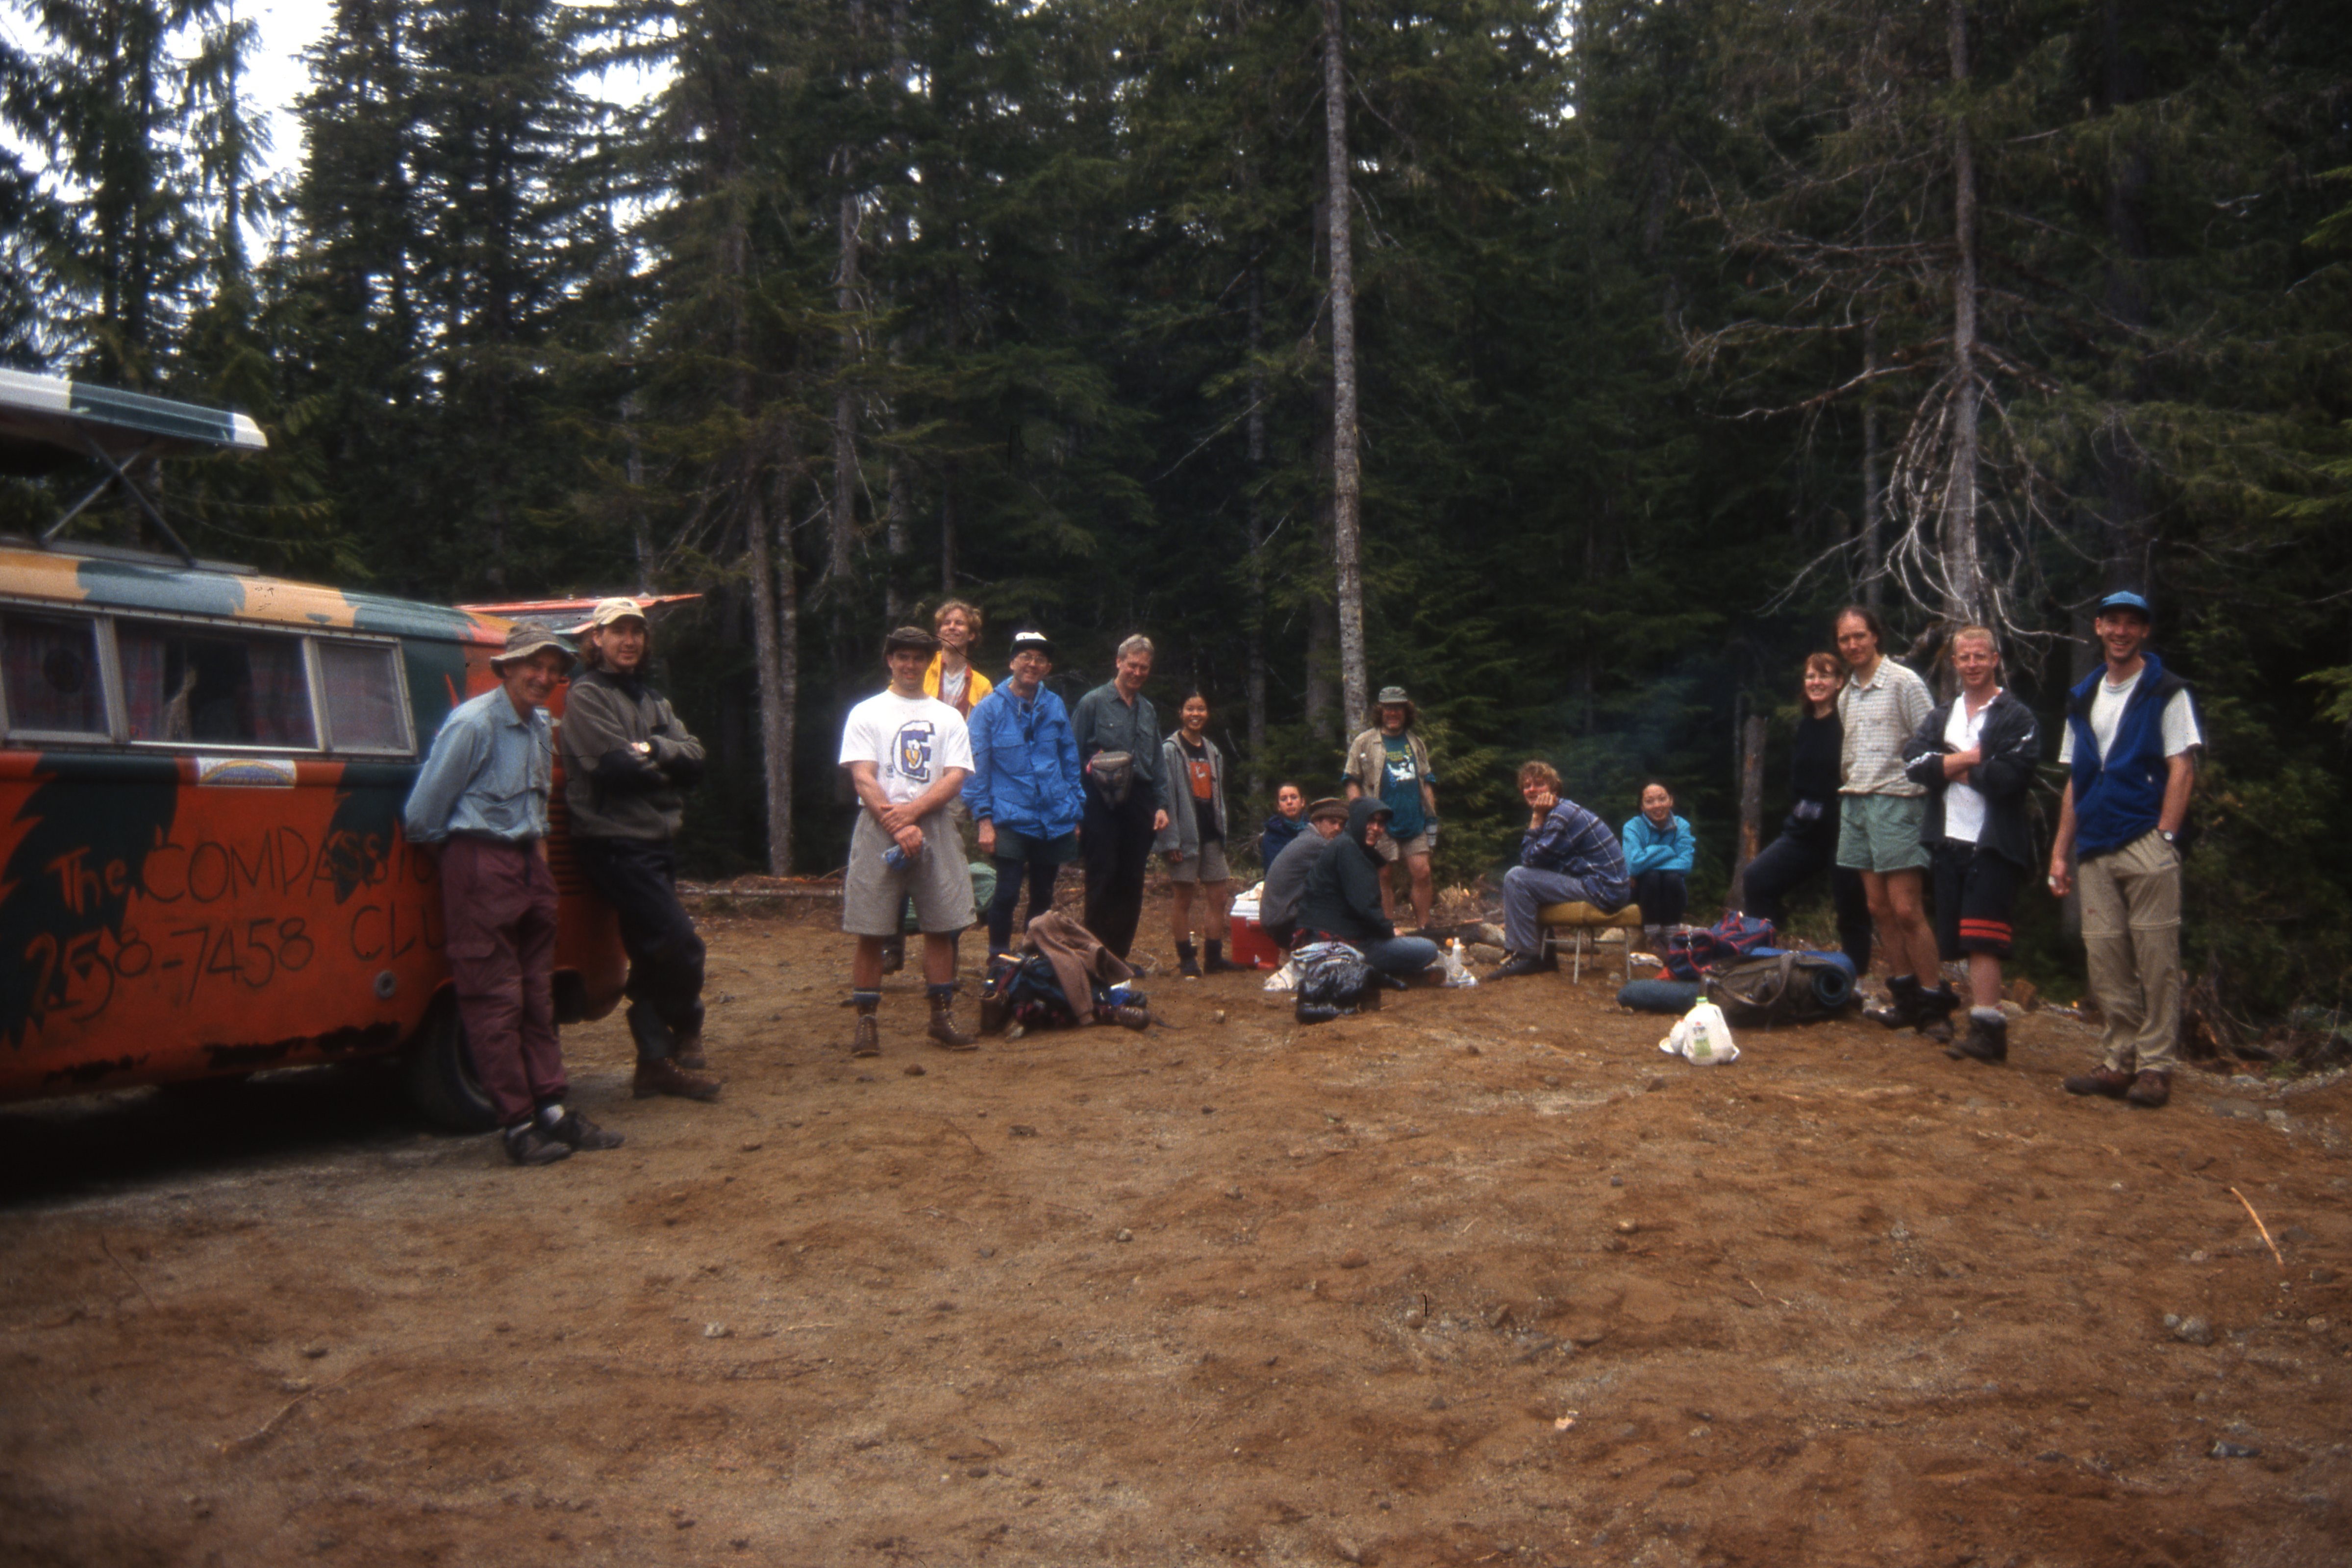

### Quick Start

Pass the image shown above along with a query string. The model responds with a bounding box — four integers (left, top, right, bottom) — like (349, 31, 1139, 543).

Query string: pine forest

(3, 0, 2348, 1030)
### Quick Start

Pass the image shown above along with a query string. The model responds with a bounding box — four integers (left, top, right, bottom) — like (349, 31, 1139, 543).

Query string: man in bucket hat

(1342, 685, 1441, 933)
(558, 597, 723, 1103)
(404, 624, 625, 1166)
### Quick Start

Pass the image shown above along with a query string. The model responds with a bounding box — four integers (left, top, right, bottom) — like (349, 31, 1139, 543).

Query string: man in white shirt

(840, 626, 980, 1056)
(2050, 591, 2201, 1108)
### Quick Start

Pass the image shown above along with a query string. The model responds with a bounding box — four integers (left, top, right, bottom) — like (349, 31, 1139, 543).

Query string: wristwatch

(2158, 829, 2177, 845)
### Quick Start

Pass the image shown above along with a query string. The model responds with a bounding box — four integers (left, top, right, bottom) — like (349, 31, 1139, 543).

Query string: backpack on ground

(1663, 913, 1777, 980)
(1705, 949, 1856, 1026)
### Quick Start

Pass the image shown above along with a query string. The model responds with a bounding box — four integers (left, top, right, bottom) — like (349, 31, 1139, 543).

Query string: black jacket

(1901, 688, 2040, 869)
(1296, 797, 1395, 944)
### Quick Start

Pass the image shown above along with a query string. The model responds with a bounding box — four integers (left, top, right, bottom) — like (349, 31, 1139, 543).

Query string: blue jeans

(1359, 934, 1440, 978)
(1501, 866, 1629, 956)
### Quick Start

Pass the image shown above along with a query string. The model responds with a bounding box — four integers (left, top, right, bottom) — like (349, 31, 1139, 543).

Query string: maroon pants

(439, 836, 565, 1127)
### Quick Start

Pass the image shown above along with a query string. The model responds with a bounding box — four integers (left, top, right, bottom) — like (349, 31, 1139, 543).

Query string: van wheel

(401, 998, 499, 1133)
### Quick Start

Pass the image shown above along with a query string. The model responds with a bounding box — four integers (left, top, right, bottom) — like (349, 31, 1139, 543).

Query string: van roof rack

(0, 367, 270, 568)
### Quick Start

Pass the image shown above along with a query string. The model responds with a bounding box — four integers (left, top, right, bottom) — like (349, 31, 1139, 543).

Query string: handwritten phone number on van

(25, 918, 316, 1020)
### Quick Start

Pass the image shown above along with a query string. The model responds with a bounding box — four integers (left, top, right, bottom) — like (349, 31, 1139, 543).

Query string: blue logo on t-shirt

(895, 721, 936, 783)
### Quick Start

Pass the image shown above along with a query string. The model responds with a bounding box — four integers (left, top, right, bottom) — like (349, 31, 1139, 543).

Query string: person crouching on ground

(1295, 798, 1442, 980)
(965, 629, 1083, 958)
(1621, 781, 1695, 951)
(839, 626, 981, 1056)
(402, 625, 624, 1166)
(1899, 624, 2040, 1067)
(559, 598, 723, 1103)
(1158, 690, 1241, 978)
(1342, 687, 1440, 933)
(1260, 797, 1351, 950)
(1495, 761, 1632, 980)
(1259, 782, 1309, 868)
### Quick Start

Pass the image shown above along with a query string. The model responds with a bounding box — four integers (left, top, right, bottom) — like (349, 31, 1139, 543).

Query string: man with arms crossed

(2051, 591, 2201, 1109)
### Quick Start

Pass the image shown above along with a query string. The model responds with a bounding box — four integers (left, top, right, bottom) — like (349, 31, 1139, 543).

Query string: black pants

(1080, 788, 1158, 959)
(571, 836, 706, 1059)
(1739, 818, 1874, 973)
(1630, 869, 1688, 929)
(989, 845, 1064, 954)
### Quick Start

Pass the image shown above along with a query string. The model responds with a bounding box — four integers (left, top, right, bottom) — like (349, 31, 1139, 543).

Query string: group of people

(401, 584, 2201, 1166)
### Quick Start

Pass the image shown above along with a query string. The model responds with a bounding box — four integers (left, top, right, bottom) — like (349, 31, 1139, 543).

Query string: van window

(119, 620, 317, 748)
(1, 611, 107, 737)
(317, 640, 410, 753)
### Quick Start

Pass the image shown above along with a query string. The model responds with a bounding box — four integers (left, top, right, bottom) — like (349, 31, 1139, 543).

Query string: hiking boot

(850, 1013, 882, 1058)
(1493, 952, 1549, 980)
(504, 1123, 573, 1167)
(545, 1110, 626, 1151)
(2126, 1070, 2171, 1109)
(1101, 1004, 1152, 1031)
(2062, 1065, 2134, 1099)
(1946, 1010, 2008, 1064)
(1202, 952, 1242, 975)
(1915, 984, 1962, 1034)
(1865, 973, 1925, 1030)
(928, 994, 979, 1051)
(634, 1057, 723, 1102)
(671, 1030, 707, 1070)
(1178, 953, 1203, 980)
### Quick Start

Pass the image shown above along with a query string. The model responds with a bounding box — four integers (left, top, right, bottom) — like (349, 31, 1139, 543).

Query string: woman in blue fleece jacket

(1620, 782, 1695, 946)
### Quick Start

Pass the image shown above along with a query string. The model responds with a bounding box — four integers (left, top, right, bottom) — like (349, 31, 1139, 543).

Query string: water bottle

(883, 844, 909, 871)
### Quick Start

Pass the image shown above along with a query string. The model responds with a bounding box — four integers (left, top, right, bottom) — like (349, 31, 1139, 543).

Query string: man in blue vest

(2048, 591, 2202, 1109)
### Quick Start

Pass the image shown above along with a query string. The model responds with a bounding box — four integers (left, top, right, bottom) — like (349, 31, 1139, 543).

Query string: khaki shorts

(1835, 792, 1930, 874)
(1376, 831, 1432, 863)
(843, 809, 978, 936)
(1167, 839, 1231, 884)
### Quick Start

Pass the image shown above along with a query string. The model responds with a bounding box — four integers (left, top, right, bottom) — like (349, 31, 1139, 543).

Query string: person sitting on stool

(1495, 761, 1632, 979)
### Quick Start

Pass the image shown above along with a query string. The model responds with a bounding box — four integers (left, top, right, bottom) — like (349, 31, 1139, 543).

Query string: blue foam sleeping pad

(1618, 979, 1704, 1014)
(1619, 950, 1856, 1016)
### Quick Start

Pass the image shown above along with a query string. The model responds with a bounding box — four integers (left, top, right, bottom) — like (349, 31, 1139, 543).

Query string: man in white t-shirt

(2049, 591, 2201, 1109)
(839, 626, 980, 1057)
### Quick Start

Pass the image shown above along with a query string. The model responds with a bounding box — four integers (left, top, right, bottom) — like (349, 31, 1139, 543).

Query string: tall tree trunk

(744, 439, 794, 874)
(1730, 711, 1768, 910)
(831, 182, 861, 591)
(1322, 0, 1368, 731)
(1941, 0, 1986, 628)
(1861, 317, 1884, 611)
(2095, 0, 2152, 595)
(1245, 263, 1268, 799)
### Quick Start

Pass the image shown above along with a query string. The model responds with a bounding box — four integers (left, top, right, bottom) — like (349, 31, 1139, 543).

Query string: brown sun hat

(1306, 796, 1351, 824)
(491, 623, 575, 670)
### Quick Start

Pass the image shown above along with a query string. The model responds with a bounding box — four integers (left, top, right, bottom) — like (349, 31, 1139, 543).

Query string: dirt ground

(3, 884, 2349, 1568)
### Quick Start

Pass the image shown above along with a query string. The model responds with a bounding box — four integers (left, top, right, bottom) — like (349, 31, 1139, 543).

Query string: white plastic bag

(1437, 938, 1479, 988)
(1263, 959, 1299, 992)
(1658, 1000, 1738, 1066)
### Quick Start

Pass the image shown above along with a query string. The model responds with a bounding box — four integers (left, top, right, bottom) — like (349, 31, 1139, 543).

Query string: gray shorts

(843, 809, 979, 936)
(1168, 839, 1231, 883)
(1836, 792, 1931, 874)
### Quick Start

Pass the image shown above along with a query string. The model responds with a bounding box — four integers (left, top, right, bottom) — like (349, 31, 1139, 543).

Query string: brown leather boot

(2126, 1070, 2171, 1109)
(671, 1030, 706, 1070)
(633, 1058, 722, 1101)
(927, 988, 978, 1051)
(850, 1011, 881, 1058)
(2062, 1065, 2134, 1099)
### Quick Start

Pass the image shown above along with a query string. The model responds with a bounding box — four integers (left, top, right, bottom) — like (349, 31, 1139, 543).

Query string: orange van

(0, 371, 625, 1129)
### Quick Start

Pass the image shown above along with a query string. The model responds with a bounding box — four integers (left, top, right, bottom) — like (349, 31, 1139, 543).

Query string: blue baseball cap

(2096, 590, 2153, 619)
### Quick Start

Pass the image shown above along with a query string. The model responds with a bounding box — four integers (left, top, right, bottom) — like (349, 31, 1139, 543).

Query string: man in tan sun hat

(405, 623, 625, 1168)
(559, 598, 722, 1103)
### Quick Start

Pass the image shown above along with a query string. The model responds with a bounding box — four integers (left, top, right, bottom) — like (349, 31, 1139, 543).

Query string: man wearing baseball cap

(962, 628, 1084, 956)
(404, 624, 625, 1166)
(1258, 796, 1351, 950)
(558, 598, 722, 1103)
(2050, 590, 2202, 1110)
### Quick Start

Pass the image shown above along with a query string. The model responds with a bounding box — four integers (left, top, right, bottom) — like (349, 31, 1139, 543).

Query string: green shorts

(1836, 792, 1930, 874)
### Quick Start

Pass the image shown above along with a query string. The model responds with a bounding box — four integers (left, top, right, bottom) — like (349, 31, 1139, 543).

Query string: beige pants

(2077, 829, 2181, 1075)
